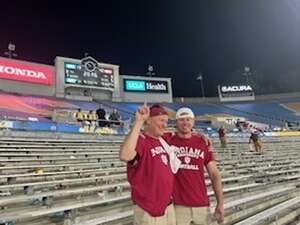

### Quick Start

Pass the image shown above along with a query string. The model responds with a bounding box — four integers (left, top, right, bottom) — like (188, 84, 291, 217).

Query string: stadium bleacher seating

(0, 130, 299, 224)
(1, 92, 300, 224)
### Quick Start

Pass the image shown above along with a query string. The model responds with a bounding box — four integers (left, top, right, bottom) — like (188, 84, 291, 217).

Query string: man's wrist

(216, 202, 224, 208)
(134, 119, 145, 127)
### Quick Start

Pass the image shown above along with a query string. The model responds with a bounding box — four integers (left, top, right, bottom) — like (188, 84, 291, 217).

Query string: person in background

(109, 109, 121, 126)
(96, 105, 107, 127)
(218, 126, 227, 148)
(87, 110, 98, 132)
(249, 129, 263, 153)
(75, 108, 84, 123)
(236, 119, 242, 132)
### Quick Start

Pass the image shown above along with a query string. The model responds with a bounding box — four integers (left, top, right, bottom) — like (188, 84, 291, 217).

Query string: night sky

(1, 0, 300, 97)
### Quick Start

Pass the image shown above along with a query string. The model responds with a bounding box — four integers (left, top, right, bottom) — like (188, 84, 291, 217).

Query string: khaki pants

(174, 205, 210, 225)
(254, 140, 262, 153)
(134, 204, 176, 225)
(219, 137, 227, 148)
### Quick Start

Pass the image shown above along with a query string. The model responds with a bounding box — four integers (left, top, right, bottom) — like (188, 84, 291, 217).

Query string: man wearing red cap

(170, 107, 224, 225)
(119, 103, 176, 225)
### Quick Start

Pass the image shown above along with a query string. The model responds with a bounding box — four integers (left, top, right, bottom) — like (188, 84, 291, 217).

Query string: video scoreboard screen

(64, 62, 114, 90)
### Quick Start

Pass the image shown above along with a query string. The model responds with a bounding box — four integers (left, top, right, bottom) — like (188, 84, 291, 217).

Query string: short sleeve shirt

(127, 133, 174, 216)
(170, 134, 215, 207)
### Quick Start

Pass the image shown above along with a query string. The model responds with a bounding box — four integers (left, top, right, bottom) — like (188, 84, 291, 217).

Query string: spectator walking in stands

(236, 119, 242, 132)
(109, 109, 121, 126)
(170, 107, 224, 225)
(249, 129, 262, 153)
(119, 103, 176, 225)
(218, 125, 227, 148)
(96, 105, 107, 127)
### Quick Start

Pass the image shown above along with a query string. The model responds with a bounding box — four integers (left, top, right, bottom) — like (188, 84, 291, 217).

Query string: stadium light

(196, 72, 205, 98)
(243, 66, 251, 84)
(4, 42, 17, 58)
(146, 65, 155, 77)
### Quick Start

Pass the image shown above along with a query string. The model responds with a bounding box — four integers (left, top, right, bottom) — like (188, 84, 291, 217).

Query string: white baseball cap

(176, 107, 195, 119)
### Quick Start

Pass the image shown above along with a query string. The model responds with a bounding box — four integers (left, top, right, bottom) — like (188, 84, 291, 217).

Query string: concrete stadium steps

(0, 192, 132, 224)
(0, 173, 253, 209)
(0, 183, 285, 224)
(235, 196, 300, 225)
(0, 134, 299, 224)
(288, 220, 300, 225)
(211, 185, 300, 225)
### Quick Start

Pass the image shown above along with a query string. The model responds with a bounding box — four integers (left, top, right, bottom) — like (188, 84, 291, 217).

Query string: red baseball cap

(149, 104, 168, 117)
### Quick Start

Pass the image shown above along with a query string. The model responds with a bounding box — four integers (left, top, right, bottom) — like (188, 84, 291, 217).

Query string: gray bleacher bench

(205, 175, 252, 186)
(208, 183, 262, 196)
(209, 185, 297, 225)
(0, 156, 119, 162)
(11, 186, 295, 225)
(0, 138, 123, 144)
(74, 210, 133, 225)
(220, 185, 295, 211)
(0, 161, 125, 170)
(0, 166, 126, 179)
(0, 193, 131, 223)
(266, 168, 300, 175)
(282, 174, 300, 182)
(0, 152, 118, 156)
(235, 196, 300, 225)
(0, 173, 127, 190)
(0, 182, 266, 222)
(0, 181, 129, 205)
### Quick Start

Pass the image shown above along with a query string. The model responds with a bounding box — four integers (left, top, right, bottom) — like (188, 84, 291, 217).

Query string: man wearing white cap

(170, 107, 224, 225)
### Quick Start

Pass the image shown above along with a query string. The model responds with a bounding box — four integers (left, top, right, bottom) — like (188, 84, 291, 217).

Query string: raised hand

(136, 101, 150, 122)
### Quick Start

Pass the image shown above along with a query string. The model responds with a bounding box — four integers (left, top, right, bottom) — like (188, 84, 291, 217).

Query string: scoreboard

(64, 61, 114, 90)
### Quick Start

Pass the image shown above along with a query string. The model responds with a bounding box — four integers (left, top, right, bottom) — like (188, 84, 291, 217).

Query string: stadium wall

(174, 92, 300, 104)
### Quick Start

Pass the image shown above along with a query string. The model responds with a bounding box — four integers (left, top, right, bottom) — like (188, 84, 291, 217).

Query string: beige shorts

(134, 204, 176, 225)
(174, 205, 210, 225)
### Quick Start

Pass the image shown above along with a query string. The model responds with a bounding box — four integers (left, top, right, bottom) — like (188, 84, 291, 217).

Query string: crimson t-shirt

(218, 128, 225, 138)
(127, 133, 174, 217)
(170, 134, 215, 207)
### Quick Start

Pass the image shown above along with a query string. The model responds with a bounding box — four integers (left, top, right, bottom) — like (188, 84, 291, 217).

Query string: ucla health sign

(124, 79, 168, 93)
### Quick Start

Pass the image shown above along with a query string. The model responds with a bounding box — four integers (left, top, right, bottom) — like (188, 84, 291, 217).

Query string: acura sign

(218, 85, 255, 102)
(221, 85, 253, 92)
(0, 57, 53, 85)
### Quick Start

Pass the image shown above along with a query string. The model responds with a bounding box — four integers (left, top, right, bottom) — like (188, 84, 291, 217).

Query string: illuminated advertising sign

(218, 85, 255, 102)
(64, 56, 114, 90)
(221, 85, 253, 93)
(124, 79, 168, 93)
(125, 80, 146, 91)
(0, 57, 53, 85)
